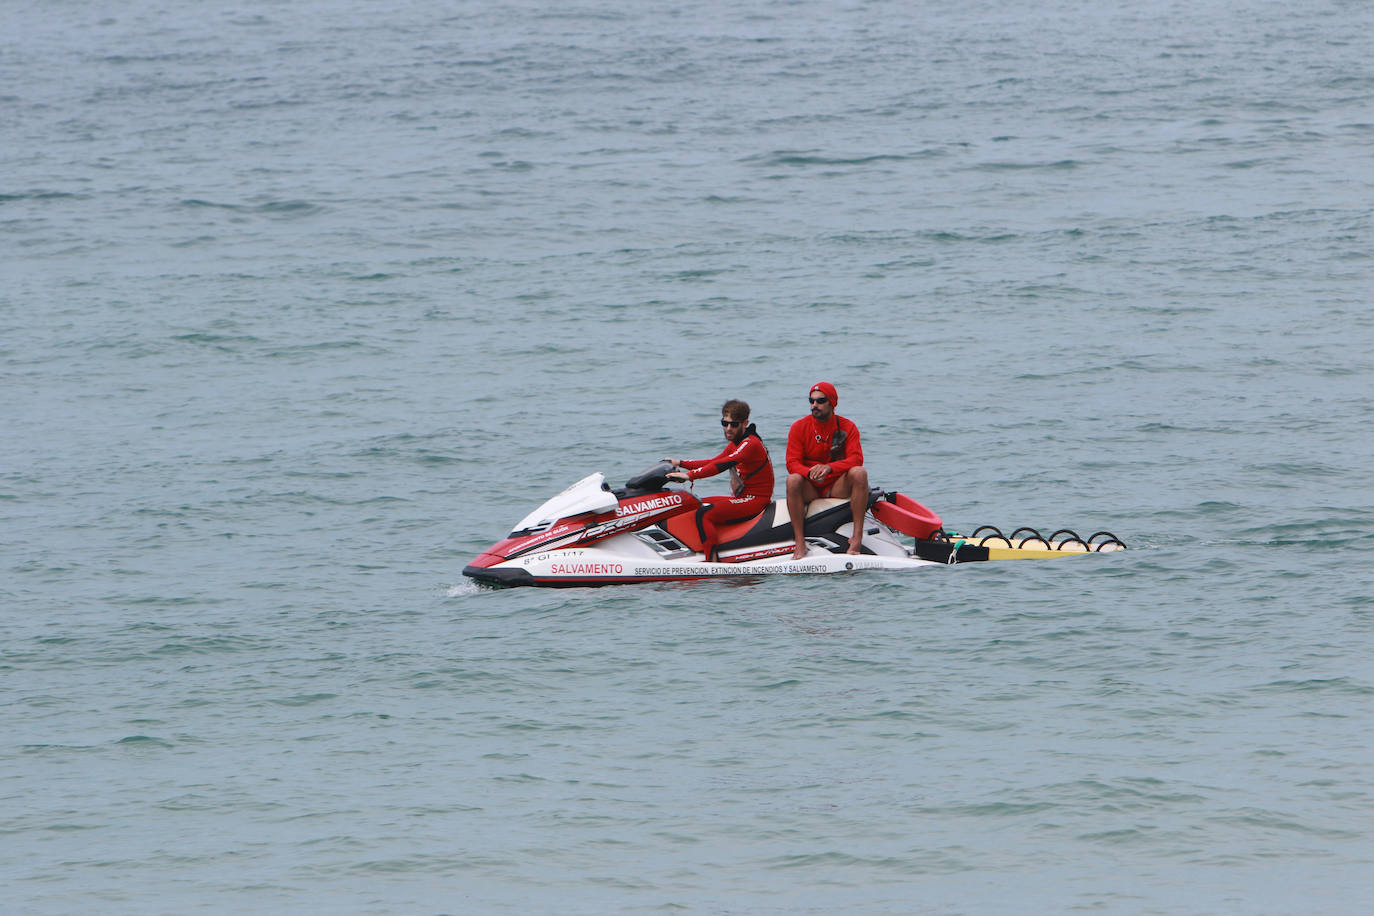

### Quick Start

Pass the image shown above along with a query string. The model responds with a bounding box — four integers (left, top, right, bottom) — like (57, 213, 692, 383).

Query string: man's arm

(784, 418, 809, 476)
(684, 440, 747, 480)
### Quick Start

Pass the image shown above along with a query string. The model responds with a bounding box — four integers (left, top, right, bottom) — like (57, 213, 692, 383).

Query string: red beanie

(809, 381, 838, 405)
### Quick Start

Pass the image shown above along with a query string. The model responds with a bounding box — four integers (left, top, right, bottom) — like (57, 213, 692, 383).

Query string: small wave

(743, 150, 920, 168)
(264, 340, 377, 359)
(100, 54, 189, 65)
(1077, 827, 1154, 845)
(171, 332, 263, 348)
(256, 200, 323, 216)
(1255, 677, 1374, 696)
(923, 230, 1019, 244)
(1, 190, 85, 202)
(149, 635, 271, 656)
(269, 693, 340, 707)
(754, 678, 803, 690)
(1195, 500, 1247, 514)
(22, 743, 100, 754)
(1212, 807, 1362, 840)
(179, 198, 243, 211)
(178, 198, 322, 218)
(970, 159, 1085, 171)
(348, 854, 473, 875)
(766, 851, 916, 870)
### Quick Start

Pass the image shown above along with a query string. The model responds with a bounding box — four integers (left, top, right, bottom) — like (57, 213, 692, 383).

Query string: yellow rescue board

(919, 531, 1128, 563)
(979, 539, 1126, 560)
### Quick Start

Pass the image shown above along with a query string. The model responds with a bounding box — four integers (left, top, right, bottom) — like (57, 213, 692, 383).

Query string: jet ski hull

(463, 553, 935, 588)
(461, 467, 1125, 588)
(463, 533, 936, 588)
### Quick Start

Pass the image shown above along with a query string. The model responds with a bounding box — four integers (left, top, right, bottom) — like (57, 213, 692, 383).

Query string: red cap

(809, 381, 838, 405)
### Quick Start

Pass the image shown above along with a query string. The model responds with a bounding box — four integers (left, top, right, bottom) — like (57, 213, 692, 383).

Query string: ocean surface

(3, 0, 1373, 912)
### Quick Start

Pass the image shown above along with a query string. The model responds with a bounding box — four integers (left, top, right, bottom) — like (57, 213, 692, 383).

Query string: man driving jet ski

(664, 398, 774, 562)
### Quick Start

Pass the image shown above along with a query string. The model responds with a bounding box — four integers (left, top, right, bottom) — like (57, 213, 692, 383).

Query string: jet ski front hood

(509, 472, 619, 536)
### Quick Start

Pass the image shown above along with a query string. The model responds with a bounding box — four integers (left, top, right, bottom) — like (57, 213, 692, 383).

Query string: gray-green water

(4, 0, 1372, 912)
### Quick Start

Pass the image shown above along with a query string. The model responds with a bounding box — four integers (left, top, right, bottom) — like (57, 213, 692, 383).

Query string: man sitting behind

(785, 381, 868, 559)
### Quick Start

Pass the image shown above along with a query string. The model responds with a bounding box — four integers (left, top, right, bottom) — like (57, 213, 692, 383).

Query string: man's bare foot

(792, 543, 809, 560)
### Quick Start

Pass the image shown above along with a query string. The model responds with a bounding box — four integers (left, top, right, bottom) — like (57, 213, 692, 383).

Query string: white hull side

(492, 524, 938, 584)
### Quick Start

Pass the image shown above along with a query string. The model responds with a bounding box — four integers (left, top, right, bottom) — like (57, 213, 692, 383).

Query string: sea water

(3, 0, 1372, 912)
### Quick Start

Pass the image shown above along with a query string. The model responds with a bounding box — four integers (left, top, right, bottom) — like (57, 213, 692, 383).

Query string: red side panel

(662, 504, 775, 552)
(475, 491, 704, 563)
(873, 493, 942, 539)
(662, 511, 706, 551)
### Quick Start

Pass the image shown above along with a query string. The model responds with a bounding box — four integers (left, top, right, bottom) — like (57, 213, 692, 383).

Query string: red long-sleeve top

(785, 414, 863, 482)
(680, 428, 774, 498)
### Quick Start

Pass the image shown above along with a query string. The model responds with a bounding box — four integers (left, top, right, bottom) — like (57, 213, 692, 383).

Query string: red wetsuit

(785, 413, 863, 496)
(680, 425, 774, 556)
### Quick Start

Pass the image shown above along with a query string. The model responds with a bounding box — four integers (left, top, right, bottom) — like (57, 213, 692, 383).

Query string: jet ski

(462, 463, 1126, 588)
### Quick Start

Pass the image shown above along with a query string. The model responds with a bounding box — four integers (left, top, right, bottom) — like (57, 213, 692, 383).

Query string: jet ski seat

(659, 490, 883, 555)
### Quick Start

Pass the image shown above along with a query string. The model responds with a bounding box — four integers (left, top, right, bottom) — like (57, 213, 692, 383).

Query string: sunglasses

(720, 418, 743, 428)
(808, 396, 829, 405)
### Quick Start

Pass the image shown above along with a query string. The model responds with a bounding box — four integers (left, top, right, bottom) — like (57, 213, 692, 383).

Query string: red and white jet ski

(462, 464, 1126, 588)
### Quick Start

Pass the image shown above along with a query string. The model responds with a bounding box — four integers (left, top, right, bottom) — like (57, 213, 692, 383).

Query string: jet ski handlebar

(622, 461, 677, 494)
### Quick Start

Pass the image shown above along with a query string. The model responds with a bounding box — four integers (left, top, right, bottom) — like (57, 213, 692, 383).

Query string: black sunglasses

(808, 396, 829, 404)
(720, 418, 743, 427)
